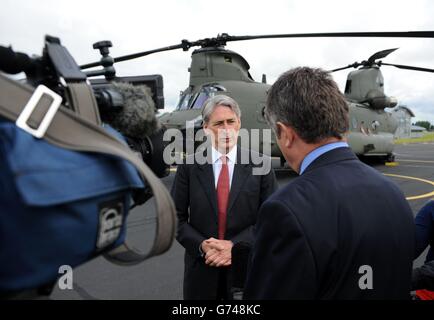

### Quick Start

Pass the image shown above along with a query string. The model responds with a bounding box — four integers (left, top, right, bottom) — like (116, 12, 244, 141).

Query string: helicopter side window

(345, 80, 352, 94)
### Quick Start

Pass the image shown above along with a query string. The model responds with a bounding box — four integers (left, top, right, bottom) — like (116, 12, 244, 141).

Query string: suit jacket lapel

(197, 163, 218, 216)
(227, 148, 251, 214)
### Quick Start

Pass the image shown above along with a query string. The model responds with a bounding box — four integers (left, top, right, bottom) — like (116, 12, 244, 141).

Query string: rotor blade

(226, 31, 434, 43)
(367, 48, 398, 63)
(330, 66, 353, 72)
(80, 42, 190, 69)
(329, 62, 362, 73)
(80, 31, 434, 69)
(380, 62, 434, 73)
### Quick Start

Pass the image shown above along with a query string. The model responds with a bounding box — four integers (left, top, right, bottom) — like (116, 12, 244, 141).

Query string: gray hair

(265, 67, 349, 143)
(201, 95, 241, 123)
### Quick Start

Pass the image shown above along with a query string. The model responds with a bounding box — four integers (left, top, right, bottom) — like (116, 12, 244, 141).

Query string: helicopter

(81, 31, 434, 165)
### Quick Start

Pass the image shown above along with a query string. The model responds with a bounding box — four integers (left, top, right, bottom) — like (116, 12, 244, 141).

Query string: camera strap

(66, 82, 102, 126)
(0, 73, 176, 265)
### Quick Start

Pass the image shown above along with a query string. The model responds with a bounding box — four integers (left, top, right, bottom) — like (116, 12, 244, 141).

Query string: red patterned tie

(217, 156, 230, 240)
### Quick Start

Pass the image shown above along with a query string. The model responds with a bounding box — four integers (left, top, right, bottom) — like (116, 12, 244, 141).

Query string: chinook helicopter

(81, 31, 434, 164)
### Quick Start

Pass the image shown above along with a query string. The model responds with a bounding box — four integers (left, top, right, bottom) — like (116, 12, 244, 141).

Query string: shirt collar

(212, 145, 237, 164)
(299, 141, 349, 175)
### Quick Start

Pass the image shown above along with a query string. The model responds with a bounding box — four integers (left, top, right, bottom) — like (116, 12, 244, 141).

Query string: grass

(394, 132, 434, 144)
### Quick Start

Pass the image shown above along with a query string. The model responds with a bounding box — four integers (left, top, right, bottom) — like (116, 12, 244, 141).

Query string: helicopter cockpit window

(191, 92, 209, 110)
(191, 85, 226, 109)
(176, 92, 194, 110)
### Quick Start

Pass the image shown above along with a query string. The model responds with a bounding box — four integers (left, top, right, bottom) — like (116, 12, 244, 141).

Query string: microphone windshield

(103, 81, 161, 138)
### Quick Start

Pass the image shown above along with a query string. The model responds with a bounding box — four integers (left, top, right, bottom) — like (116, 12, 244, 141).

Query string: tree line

(413, 121, 433, 131)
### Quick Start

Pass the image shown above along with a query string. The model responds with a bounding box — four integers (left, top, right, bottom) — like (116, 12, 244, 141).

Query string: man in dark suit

(172, 95, 277, 300)
(244, 67, 415, 299)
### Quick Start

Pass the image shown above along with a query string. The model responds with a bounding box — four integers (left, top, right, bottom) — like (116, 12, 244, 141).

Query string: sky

(1, 0, 434, 123)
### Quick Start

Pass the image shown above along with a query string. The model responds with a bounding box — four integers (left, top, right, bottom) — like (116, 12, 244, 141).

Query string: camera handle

(84, 41, 116, 80)
(44, 36, 101, 125)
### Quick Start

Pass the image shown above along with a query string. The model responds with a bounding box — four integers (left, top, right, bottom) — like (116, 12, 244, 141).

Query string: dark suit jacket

(244, 147, 415, 300)
(172, 147, 277, 299)
(414, 200, 434, 261)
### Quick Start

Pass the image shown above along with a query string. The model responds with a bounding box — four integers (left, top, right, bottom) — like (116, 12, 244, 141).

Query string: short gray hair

(202, 95, 241, 123)
(266, 67, 349, 143)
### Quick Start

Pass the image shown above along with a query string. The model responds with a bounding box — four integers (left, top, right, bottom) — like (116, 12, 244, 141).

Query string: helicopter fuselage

(158, 46, 398, 161)
(159, 80, 398, 159)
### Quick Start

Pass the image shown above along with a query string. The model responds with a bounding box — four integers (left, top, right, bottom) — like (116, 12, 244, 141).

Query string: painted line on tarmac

(397, 159, 434, 164)
(169, 167, 433, 200)
(384, 173, 434, 201)
(399, 165, 434, 169)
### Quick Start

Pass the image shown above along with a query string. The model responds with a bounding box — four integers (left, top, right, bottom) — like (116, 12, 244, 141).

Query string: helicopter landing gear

(385, 153, 395, 163)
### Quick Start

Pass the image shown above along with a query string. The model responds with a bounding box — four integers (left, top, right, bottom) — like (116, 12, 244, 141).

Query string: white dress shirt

(211, 145, 237, 189)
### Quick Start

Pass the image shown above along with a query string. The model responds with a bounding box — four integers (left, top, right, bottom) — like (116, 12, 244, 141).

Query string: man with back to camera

(172, 95, 277, 300)
(243, 67, 415, 299)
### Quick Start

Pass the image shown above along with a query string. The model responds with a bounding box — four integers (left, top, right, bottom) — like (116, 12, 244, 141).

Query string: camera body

(92, 75, 164, 111)
(91, 76, 169, 178)
(0, 36, 177, 296)
(0, 35, 169, 178)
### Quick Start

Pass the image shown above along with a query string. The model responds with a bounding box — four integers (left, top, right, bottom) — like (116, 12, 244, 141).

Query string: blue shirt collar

(299, 141, 349, 175)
